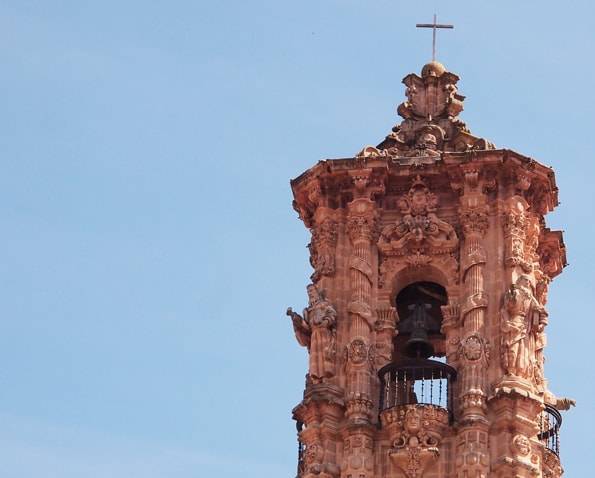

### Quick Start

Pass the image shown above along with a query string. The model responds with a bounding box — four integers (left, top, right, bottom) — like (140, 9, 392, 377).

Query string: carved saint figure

(287, 285, 337, 383)
(500, 275, 548, 380)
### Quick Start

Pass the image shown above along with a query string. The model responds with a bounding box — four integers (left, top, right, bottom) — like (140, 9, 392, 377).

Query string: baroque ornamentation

(308, 218, 338, 281)
(538, 241, 565, 279)
(500, 275, 548, 383)
(512, 434, 531, 457)
(542, 448, 563, 478)
(455, 430, 489, 478)
(502, 197, 534, 271)
(384, 405, 449, 478)
(378, 176, 458, 256)
(287, 284, 338, 384)
(460, 334, 489, 362)
(459, 204, 489, 237)
(356, 62, 494, 160)
(348, 338, 368, 365)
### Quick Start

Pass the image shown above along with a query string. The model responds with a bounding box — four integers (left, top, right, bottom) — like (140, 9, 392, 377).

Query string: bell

(402, 301, 435, 359)
(405, 325, 435, 358)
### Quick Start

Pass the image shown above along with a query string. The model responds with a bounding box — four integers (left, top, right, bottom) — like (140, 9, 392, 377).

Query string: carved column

(455, 167, 490, 478)
(294, 386, 345, 478)
(374, 304, 397, 371)
(342, 170, 379, 478)
(490, 176, 544, 478)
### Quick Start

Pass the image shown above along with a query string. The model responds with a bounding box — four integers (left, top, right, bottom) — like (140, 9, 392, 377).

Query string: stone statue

(544, 391, 576, 411)
(500, 275, 548, 380)
(287, 284, 337, 383)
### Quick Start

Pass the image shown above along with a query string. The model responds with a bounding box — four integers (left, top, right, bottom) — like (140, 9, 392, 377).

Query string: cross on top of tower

(416, 14, 454, 62)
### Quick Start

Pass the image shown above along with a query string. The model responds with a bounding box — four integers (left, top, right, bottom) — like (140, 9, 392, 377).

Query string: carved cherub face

(409, 188, 428, 215)
(404, 409, 422, 434)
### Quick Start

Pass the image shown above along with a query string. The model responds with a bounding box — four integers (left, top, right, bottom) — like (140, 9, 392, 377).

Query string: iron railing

(378, 359, 457, 421)
(538, 404, 562, 456)
(296, 420, 305, 478)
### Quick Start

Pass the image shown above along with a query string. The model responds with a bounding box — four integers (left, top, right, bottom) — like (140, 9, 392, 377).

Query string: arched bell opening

(378, 279, 456, 421)
(394, 281, 448, 361)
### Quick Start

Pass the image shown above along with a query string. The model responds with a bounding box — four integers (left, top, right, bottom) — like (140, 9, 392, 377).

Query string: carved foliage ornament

(378, 176, 458, 256)
(459, 205, 489, 237)
(308, 218, 338, 281)
(347, 200, 378, 244)
(459, 334, 489, 363)
(502, 197, 536, 271)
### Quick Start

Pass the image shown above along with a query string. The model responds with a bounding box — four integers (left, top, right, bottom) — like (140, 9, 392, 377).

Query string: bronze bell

(402, 302, 435, 359)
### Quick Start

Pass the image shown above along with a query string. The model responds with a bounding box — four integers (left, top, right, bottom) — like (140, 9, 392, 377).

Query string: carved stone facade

(286, 62, 572, 478)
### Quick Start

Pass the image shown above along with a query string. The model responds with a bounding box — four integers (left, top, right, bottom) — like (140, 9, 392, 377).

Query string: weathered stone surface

(286, 62, 571, 478)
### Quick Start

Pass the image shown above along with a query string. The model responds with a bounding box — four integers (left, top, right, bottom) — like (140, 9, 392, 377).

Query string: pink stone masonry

(286, 62, 573, 478)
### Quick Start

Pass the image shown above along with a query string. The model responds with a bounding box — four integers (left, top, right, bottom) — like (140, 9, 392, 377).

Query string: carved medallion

(348, 339, 368, 364)
(512, 434, 531, 457)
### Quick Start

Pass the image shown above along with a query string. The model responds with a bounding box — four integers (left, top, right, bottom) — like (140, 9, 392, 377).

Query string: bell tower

(285, 61, 574, 478)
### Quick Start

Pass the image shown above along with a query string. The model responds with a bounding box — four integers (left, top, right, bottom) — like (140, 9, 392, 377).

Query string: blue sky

(0, 1, 593, 476)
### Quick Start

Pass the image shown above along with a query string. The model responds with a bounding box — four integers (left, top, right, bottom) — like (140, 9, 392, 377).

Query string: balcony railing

(538, 404, 562, 456)
(295, 420, 305, 478)
(378, 359, 457, 421)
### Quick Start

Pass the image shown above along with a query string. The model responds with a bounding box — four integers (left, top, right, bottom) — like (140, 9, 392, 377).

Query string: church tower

(285, 60, 574, 478)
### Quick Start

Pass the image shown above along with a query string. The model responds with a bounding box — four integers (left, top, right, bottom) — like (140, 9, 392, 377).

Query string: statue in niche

(500, 275, 548, 381)
(287, 284, 337, 383)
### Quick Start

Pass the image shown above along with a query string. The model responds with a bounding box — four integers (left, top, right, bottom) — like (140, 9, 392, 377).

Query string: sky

(1, 1, 594, 476)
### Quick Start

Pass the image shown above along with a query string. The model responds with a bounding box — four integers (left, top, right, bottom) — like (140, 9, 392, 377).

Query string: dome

(421, 61, 446, 78)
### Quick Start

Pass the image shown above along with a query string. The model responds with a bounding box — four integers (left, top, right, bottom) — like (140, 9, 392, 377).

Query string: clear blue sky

(1, 1, 593, 476)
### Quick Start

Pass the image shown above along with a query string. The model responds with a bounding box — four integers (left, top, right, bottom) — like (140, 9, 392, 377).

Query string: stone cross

(416, 14, 454, 62)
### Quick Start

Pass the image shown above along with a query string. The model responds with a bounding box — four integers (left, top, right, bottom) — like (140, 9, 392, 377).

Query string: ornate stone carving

(512, 434, 531, 457)
(287, 62, 571, 478)
(346, 200, 378, 244)
(373, 306, 396, 369)
(459, 205, 489, 238)
(440, 302, 460, 329)
(345, 396, 374, 423)
(455, 430, 489, 478)
(357, 62, 494, 160)
(308, 218, 339, 281)
(342, 434, 374, 478)
(501, 196, 546, 276)
(383, 405, 449, 478)
(500, 275, 548, 383)
(542, 449, 563, 478)
(287, 284, 337, 384)
(538, 230, 566, 279)
(378, 176, 458, 256)
(544, 390, 576, 411)
(348, 338, 368, 365)
(460, 334, 488, 362)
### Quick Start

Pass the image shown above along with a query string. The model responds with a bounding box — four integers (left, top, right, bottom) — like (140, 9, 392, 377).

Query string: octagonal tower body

(286, 62, 569, 478)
